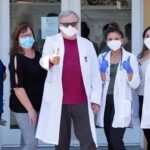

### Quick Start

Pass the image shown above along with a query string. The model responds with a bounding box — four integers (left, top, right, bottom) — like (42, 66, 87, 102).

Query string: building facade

(0, 0, 150, 149)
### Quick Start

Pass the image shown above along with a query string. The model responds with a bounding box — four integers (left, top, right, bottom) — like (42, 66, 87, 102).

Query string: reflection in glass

(81, 0, 131, 54)
(9, 0, 60, 128)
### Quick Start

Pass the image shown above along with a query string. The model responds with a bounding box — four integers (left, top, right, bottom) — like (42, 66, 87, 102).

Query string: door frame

(0, 0, 144, 148)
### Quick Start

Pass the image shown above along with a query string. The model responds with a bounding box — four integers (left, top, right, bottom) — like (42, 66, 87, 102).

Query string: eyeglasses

(19, 33, 33, 38)
(60, 22, 78, 27)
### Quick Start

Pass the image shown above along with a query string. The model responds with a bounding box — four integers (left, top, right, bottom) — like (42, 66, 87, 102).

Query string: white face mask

(107, 40, 122, 51)
(59, 25, 78, 37)
(144, 37, 150, 49)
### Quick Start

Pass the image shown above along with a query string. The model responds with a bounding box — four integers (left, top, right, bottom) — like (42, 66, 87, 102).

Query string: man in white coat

(36, 10, 102, 150)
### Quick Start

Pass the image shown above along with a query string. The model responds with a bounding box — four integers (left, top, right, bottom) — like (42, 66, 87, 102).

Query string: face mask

(59, 25, 78, 37)
(144, 37, 150, 49)
(19, 36, 35, 49)
(107, 40, 122, 51)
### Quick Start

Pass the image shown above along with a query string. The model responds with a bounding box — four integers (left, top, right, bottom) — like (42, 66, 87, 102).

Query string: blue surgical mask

(19, 36, 35, 49)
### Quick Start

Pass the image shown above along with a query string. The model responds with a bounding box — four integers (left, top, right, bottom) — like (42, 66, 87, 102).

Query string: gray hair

(58, 10, 80, 24)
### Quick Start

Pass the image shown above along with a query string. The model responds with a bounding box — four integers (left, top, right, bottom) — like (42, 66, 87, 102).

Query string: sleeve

(39, 37, 54, 70)
(89, 42, 102, 105)
(9, 54, 24, 88)
(127, 54, 140, 89)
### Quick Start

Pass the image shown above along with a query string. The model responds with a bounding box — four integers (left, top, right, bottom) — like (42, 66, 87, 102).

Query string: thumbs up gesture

(99, 56, 108, 73)
(49, 48, 60, 65)
(122, 56, 133, 74)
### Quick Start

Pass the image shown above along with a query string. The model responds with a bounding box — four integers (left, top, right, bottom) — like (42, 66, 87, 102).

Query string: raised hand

(122, 56, 133, 74)
(50, 48, 60, 65)
(99, 56, 108, 73)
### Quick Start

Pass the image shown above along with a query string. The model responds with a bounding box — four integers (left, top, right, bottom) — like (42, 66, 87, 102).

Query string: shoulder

(45, 33, 61, 41)
(98, 51, 108, 60)
(124, 49, 137, 58)
(35, 51, 41, 57)
(123, 48, 138, 62)
(10, 53, 24, 64)
(77, 36, 93, 45)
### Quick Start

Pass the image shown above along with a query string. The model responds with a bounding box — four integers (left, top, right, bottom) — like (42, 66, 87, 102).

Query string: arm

(98, 53, 108, 81)
(90, 43, 102, 106)
(39, 37, 53, 70)
(127, 55, 140, 89)
(14, 88, 37, 125)
(9, 55, 37, 125)
(39, 37, 60, 69)
(127, 72, 133, 81)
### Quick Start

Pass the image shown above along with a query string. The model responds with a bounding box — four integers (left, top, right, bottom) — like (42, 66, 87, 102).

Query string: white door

(1, 0, 144, 148)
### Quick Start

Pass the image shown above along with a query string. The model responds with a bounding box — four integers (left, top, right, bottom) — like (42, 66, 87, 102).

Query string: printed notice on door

(41, 17, 58, 39)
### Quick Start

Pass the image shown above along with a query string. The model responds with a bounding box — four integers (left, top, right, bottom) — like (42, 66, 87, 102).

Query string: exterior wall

(144, 0, 150, 28)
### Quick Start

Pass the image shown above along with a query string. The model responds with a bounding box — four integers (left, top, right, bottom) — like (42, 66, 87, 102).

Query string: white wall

(132, 0, 144, 56)
(132, 0, 144, 148)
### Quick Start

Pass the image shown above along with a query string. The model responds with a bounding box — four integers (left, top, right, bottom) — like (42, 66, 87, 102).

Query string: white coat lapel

(77, 36, 86, 67)
(103, 50, 111, 81)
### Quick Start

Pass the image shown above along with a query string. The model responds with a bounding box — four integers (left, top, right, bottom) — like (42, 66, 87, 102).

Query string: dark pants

(104, 94, 126, 150)
(139, 96, 150, 150)
(55, 104, 96, 150)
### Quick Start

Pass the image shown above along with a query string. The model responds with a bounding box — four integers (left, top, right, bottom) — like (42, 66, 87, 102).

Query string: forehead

(20, 27, 32, 34)
(60, 13, 78, 23)
(107, 32, 121, 38)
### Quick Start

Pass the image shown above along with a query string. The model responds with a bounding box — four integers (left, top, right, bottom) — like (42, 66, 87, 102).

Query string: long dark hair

(10, 22, 38, 55)
(138, 26, 150, 59)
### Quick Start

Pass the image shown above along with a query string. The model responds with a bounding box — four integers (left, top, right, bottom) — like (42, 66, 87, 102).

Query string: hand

(49, 48, 60, 65)
(91, 103, 100, 114)
(122, 56, 133, 74)
(28, 108, 37, 126)
(100, 56, 108, 73)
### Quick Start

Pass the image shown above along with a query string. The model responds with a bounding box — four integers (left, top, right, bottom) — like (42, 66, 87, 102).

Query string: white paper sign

(41, 17, 58, 39)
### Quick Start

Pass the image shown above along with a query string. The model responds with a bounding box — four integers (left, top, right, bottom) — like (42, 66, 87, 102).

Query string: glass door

(3, 0, 61, 146)
(81, 0, 141, 146)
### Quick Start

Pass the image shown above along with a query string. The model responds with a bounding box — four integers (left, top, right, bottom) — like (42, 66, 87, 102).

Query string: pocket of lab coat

(118, 99, 131, 118)
(42, 82, 57, 103)
(118, 99, 132, 119)
(113, 99, 132, 127)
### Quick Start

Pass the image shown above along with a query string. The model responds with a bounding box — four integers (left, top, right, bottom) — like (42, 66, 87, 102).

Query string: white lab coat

(141, 60, 150, 128)
(36, 33, 102, 145)
(96, 48, 140, 128)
